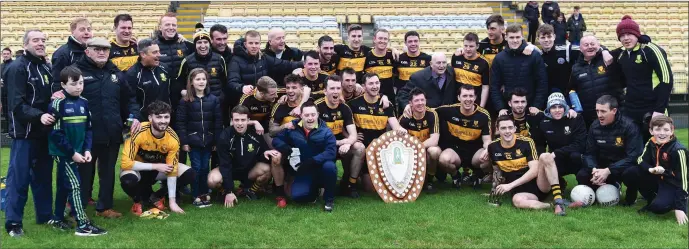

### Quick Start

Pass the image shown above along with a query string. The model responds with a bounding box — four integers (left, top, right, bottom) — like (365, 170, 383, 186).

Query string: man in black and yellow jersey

(318, 35, 339, 75)
(109, 14, 138, 72)
(452, 33, 490, 108)
(315, 75, 365, 198)
(347, 73, 407, 191)
(398, 88, 441, 193)
(300, 51, 329, 96)
(335, 25, 371, 79)
(397, 31, 431, 92)
(269, 75, 305, 136)
(120, 101, 196, 216)
(238, 76, 279, 130)
(506, 88, 546, 153)
(489, 115, 581, 215)
(436, 85, 492, 189)
(364, 28, 398, 106)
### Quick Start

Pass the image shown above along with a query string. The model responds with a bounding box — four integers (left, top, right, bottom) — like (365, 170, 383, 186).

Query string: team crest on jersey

(111, 74, 118, 82)
(564, 126, 571, 135)
(247, 143, 254, 152)
(386, 59, 391, 64)
(615, 137, 624, 147)
(129, 48, 135, 54)
(662, 152, 669, 161)
(160, 73, 167, 82)
(516, 149, 522, 157)
(557, 58, 565, 64)
(210, 68, 217, 77)
(337, 111, 341, 117)
(597, 65, 606, 75)
(80, 106, 85, 113)
(177, 50, 183, 57)
(423, 120, 428, 126)
(420, 60, 426, 66)
(473, 120, 479, 127)
(635, 55, 642, 64)
(505, 152, 512, 160)
(473, 65, 479, 71)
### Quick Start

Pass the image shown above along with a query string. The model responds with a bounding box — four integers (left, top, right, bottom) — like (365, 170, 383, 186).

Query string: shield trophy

(365, 131, 426, 203)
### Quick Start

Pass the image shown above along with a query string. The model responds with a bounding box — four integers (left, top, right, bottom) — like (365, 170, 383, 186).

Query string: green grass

(0, 130, 688, 248)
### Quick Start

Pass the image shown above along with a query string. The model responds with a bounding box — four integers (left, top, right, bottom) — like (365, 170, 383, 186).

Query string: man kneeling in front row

(120, 101, 196, 215)
(207, 105, 281, 208)
(489, 115, 582, 215)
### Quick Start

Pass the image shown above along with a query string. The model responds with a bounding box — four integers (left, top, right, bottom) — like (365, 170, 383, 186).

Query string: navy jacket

(272, 119, 337, 169)
(228, 38, 303, 93)
(217, 126, 268, 191)
(584, 112, 642, 170)
(490, 42, 548, 110)
(570, 51, 624, 124)
(638, 136, 688, 211)
(176, 94, 222, 148)
(51, 36, 85, 87)
(126, 60, 172, 119)
(6, 52, 56, 139)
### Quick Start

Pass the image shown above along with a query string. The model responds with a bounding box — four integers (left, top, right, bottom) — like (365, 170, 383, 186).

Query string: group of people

(2, 8, 686, 239)
(523, 1, 585, 46)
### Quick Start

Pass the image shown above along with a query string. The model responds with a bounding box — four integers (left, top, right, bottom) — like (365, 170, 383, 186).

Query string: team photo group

(1, 2, 687, 240)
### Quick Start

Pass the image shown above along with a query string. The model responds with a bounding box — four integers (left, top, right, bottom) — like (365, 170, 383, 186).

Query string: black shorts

(448, 146, 480, 169)
(504, 171, 548, 200)
(281, 154, 297, 176)
(555, 154, 582, 176)
(233, 170, 249, 183)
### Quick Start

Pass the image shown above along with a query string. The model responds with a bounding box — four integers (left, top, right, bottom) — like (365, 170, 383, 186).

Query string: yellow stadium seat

(347, 15, 359, 23)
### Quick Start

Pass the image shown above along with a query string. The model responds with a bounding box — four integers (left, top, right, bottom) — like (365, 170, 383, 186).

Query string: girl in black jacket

(176, 68, 222, 207)
(550, 11, 568, 46)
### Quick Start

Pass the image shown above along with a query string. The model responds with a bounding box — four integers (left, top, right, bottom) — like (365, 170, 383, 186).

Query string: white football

(570, 185, 596, 206)
(595, 184, 620, 206)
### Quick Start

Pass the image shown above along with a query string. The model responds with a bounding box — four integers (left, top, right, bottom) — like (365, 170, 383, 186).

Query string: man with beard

(154, 12, 195, 110)
(364, 29, 398, 106)
(505, 88, 547, 154)
(177, 28, 227, 104)
(272, 101, 338, 212)
(4, 29, 55, 237)
(398, 88, 441, 193)
(396, 31, 431, 93)
(54, 38, 142, 218)
(126, 39, 172, 119)
(109, 14, 138, 72)
(238, 76, 279, 131)
(269, 74, 306, 137)
(491, 24, 548, 115)
(120, 101, 196, 216)
(436, 85, 492, 189)
(314, 75, 364, 198)
(52, 17, 93, 87)
(451, 33, 490, 108)
(317, 35, 338, 75)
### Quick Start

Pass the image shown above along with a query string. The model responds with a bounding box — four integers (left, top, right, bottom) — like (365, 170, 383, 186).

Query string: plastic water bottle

(122, 114, 135, 140)
(569, 91, 583, 113)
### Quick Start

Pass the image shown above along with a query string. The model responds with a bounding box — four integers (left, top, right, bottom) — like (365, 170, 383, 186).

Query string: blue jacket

(490, 41, 548, 110)
(48, 90, 92, 157)
(51, 36, 85, 87)
(272, 119, 337, 168)
(176, 94, 222, 148)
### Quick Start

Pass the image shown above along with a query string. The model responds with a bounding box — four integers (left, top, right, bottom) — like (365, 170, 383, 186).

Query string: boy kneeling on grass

(637, 115, 689, 225)
(47, 66, 107, 236)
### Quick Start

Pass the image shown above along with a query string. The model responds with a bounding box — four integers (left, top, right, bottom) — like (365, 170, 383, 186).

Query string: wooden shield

(366, 131, 426, 203)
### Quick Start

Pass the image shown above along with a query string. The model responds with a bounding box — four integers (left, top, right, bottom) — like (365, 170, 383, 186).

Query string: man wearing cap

(611, 15, 673, 143)
(177, 28, 228, 103)
(536, 92, 587, 189)
(53, 38, 141, 218)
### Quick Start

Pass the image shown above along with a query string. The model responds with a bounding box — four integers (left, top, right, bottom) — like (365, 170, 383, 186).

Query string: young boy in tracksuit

(47, 66, 107, 236)
(637, 115, 688, 225)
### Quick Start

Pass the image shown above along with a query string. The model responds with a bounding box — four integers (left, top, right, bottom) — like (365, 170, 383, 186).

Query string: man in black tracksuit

(537, 92, 587, 188)
(490, 25, 548, 113)
(524, 1, 540, 44)
(577, 95, 642, 206)
(536, 24, 584, 94)
(71, 38, 141, 217)
(613, 16, 673, 143)
(636, 116, 688, 224)
(126, 39, 172, 119)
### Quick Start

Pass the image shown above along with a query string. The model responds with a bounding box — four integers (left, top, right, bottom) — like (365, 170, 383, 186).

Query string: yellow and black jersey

(109, 38, 138, 72)
(239, 93, 276, 127)
(347, 95, 395, 146)
(364, 49, 397, 98)
(488, 136, 539, 177)
(398, 108, 439, 142)
(121, 122, 180, 177)
(335, 44, 371, 75)
(451, 54, 490, 101)
(315, 97, 354, 140)
(478, 36, 507, 65)
(301, 73, 329, 92)
(269, 102, 299, 126)
(435, 104, 491, 151)
(321, 54, 339, 75)
(397, 52, 431, 86)
(513, 112, 544, 138)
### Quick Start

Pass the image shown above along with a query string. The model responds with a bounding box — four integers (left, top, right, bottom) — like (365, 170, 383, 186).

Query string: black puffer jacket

(550, 20, 568, 45)
(228, 38, 303, 93)
(154, 33, 194, 107)
(51, 36, 85, 86)
(490, 41, 548, 110)
(212, 45, 233, 73)
(126, 60, 172, 119)
(75, 56, 140, 145)
(177, 52, 227, 99)
(176, 94, 222, 148)
(6, 52, 56, 139)
(584, 112, 642, 170)
(264, 43, 303, 86)
(524, 3, 539, 23)
(569, 51, 624, 124)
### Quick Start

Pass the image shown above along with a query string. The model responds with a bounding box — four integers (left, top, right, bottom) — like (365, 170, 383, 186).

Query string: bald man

(263, 28, 303, 62)
(397, 52, 459, 111)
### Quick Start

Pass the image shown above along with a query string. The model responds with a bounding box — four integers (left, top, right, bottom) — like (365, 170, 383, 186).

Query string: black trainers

(345, 186, 360, 198)
(7, 223, 23, 238)
(242, 189, 260, 200)
(324, 200, 334, 212)
(193, 194, 212, 208)
(452, 176, 462, 189)
(75, 223, 107, 236)
(423, 182, 437, 194)
(48, 219, 71, 231)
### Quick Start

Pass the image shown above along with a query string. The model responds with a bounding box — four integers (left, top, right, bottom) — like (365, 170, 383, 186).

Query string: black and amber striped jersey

(364, 49, 398, 99)
(321, 54, 339, 75)
(121, 122, 180, 177)
(478, 36, 508, 65)
(269, 102, 299, 126)
(488, 136, 539, 177)
(398, 109, 439, 142)
(347, 95, 395, 146)
(397, 52, 431, 87)
(513, 112, 545, 138)
(435, 104, 491, 151)
(451, 54, 490, 102)
(335, 44, 371, 76)
(301, 73, 329, 92)
(315, 97, 354, 140)
(109, 38, 138, 72)
(239, 93, 276, 128)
